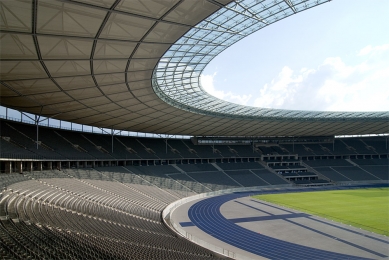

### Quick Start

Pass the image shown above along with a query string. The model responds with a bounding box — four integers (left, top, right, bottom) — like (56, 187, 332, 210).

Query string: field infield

(253, 187, 389, 236)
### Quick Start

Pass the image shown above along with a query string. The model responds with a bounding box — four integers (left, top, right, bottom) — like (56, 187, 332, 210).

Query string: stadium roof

(1, 0, 388, 137)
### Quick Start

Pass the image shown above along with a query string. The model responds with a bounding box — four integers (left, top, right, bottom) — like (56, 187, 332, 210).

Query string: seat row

(0, 175, 218, 259)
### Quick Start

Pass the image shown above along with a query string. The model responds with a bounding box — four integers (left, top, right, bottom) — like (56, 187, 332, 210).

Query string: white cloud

(358, 44, 389, 56)
(358, 45, 373, 56)
(251, 44, 389, 112)
(200, 72, 252, 106)
(200, 44, 389, 112)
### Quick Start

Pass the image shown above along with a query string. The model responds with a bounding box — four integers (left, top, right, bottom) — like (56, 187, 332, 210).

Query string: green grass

(253, 187, 389, 236)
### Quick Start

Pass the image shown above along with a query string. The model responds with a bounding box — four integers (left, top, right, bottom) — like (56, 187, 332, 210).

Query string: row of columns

(300, 154, 388, 161)
(4, 161, 61, 173)
(2, 160, 124, 173)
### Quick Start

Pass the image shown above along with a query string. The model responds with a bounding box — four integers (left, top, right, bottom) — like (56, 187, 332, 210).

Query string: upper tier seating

(280, 144, 313, 155)
(230, 145, 261, 157)
(257, 145, 289, 155)
(59, 130, 114, 159)
(257, 146, 274, 155)
(342, 139, 374, 154)
(304, 159, 352, 167)
(363, 138, 388, 154)
(216, 162, 264, 171)
(137, 138, 180, 159)
(281, 140, 363, 156)
(1, 122, 64, 159)
(319, 140, 357, 155)
(2, 119, 265, 160)
(1, 119, 386, 161)
(177, 164, 217, 172)
(0, 139, 37, 159)
(116, 137, 159, 159)
(184, 142, 223, 158)
(303, 144, 329, 155)
(163, 140, 199, 158)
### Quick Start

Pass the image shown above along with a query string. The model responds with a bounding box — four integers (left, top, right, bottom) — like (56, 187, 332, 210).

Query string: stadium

(0, 0, 388, 259)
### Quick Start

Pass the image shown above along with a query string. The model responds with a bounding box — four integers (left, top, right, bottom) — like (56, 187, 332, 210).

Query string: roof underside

(1, 0, 388, 137)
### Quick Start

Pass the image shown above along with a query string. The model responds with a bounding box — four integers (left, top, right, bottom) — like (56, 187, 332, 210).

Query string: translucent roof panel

(152, 0, 389, 121)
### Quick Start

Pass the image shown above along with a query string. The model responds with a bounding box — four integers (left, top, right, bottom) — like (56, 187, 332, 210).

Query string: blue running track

(188, 192, 376, 260)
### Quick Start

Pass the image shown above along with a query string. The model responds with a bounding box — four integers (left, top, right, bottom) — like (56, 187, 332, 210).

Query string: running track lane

(188, 192, 373, 260)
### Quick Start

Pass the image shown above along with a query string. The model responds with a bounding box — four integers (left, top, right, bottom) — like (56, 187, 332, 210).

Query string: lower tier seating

(0, 156, 386, 259)
(0, 172, 218, 259)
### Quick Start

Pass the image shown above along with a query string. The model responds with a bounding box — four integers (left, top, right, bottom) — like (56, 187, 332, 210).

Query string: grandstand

(1, 118, 387, 258)
(0, 0, 388, 259)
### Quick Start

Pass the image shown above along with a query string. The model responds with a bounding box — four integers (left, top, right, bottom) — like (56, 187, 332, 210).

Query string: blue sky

(201, 0, 389, 112)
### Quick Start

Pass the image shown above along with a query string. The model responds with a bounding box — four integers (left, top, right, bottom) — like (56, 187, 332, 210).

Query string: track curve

(188, 192, 373, 260)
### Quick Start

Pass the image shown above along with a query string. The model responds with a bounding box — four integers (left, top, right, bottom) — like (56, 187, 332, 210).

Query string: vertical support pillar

(56, 161, 61, 171)
(66, 161, 71, 169)
(36, 118, 39, 150)
(27, 162, 33, 172)
(123, 160, 126, 166)
(76, 161, 79, 168)
(92, 161, 95, 168)
(37, 161, 43, 171)
(5, 162, 12, 173)
(111, 129, 114, 154)
(47, 161, 52, 170)
(16, 161, 23, 173)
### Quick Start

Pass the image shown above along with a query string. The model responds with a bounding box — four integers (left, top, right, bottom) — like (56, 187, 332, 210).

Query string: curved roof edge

(152, 0, 389, 121)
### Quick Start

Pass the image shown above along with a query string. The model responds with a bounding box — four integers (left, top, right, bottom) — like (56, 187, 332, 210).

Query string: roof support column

(112, 129, 114, 154)
(36, 116, 39, 150)
(22, 107, 60, 150)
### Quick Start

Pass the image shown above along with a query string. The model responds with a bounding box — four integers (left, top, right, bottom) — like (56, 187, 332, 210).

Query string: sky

(201, 0, 389, 112)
